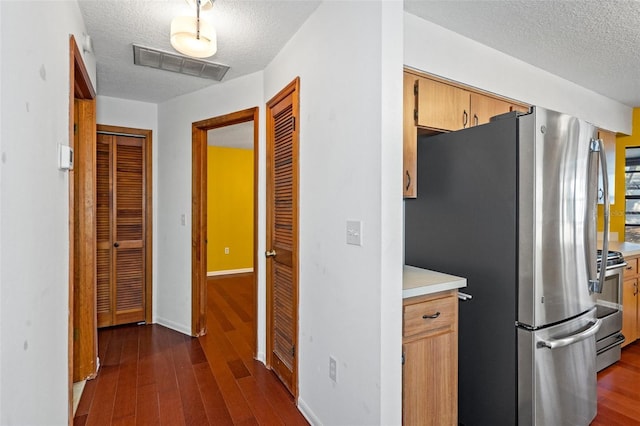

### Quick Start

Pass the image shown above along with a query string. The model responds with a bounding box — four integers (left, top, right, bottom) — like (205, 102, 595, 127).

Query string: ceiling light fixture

(170, 0, 217, 58)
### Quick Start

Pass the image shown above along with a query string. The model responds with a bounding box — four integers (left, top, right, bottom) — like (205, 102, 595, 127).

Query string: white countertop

(604, 241, 640, 258)
(403, 265, 467, 299)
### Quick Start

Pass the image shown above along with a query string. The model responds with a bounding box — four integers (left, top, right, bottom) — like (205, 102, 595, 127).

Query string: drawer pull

(422, 312, 441, 320)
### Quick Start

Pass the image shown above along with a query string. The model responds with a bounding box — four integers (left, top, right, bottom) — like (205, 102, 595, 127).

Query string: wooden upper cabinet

(416, 77, 470, 132)
(403, 73, 418, 198)
(469, 93, 514, 126)
(403, 69, 529, 198)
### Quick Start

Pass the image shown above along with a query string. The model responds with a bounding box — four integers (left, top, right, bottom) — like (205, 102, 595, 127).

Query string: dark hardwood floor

(74, 273, 640, 425)
(592, 341, 640, 425)
(74, 274, 308, 425)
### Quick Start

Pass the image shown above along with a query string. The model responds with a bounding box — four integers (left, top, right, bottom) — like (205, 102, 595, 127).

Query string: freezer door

(518, 107, 599, 327)
(518, 308, 599, 426)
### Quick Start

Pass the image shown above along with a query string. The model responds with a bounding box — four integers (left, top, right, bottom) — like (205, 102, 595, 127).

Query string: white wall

(404, 13, 632, 134)
(264, 1, 403, 424)
(96, 95, 159, 322)
(155, 72, 264, 337)
(0, 1, 95, 424)
(0, 1, 3, 415)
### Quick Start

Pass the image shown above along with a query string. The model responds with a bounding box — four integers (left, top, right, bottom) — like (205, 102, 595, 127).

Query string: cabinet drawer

(625, 257, 638, 277)
(403, 293, 456, 339)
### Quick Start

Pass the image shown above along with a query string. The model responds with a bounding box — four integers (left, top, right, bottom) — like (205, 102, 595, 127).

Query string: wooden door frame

(68, 35, 96, 424)
(191, 108, 259, 349)
(97, 124, 153, 326)
(266, 77, 300, 397)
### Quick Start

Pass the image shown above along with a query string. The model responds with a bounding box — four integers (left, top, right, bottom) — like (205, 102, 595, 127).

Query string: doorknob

(114, 242, 120, 248)
(265, 250, 276, 258)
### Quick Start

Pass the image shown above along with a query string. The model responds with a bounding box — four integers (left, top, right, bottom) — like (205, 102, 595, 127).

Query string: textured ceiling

(405, 0, 640, 107)
(79, 1, 640, 107)
(77, 0, 321, 103)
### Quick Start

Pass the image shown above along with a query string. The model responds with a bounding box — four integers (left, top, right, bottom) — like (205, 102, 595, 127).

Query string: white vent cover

(132, 44, 229, 81)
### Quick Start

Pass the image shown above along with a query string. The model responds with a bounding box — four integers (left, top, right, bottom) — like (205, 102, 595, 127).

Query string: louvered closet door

(266, 78, 299, 396)
(97, 133, 146, 327)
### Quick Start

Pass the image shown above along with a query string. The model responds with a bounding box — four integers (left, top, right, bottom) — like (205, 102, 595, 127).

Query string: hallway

(74, 274, 308, 425)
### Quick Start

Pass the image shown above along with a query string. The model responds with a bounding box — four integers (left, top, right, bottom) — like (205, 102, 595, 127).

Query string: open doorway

(191, 108, 259, 358)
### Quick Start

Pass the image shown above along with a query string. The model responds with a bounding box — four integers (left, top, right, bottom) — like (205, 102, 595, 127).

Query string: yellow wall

(207, 146, 254, 272)
(601, 108, 640, 241)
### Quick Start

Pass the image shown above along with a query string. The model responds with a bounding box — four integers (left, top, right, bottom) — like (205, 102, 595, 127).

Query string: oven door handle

(597, 334, 625, 355)
(537, 319, 602, 350)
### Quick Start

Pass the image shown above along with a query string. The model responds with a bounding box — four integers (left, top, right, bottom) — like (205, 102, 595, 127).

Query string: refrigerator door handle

(537, 319, 601, 349)
(589, 138, 609, 294)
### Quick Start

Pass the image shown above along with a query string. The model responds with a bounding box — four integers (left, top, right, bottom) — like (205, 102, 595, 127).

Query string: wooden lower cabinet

(402, 289, 458, 425)
(622, 255, 639, 347)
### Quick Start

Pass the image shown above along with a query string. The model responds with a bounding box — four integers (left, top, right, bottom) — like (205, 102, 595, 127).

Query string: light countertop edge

(607, 241, 640, 258)
(403, 265, 467, 299)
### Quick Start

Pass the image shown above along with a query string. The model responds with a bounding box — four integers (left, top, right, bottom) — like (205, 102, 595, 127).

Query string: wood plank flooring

(75, 273, 640, 425)
(592, 341, 640, 425)
(74, 274, 308, 425)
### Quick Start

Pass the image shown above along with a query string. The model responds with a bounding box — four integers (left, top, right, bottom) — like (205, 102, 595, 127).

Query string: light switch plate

(58, 144, 74, 171)
(346, 220, 362, 246)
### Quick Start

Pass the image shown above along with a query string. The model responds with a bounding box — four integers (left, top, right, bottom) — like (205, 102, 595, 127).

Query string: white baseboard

(207, 268, 254, 277)
(297, 398, 321, 426)
(155, 317, 192, 336)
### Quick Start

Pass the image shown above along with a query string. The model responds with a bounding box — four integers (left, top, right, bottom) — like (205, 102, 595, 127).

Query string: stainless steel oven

(595, 250, 626, 371)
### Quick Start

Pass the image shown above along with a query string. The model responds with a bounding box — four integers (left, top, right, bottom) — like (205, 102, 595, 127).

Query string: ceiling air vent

(132, 44, 229, 81)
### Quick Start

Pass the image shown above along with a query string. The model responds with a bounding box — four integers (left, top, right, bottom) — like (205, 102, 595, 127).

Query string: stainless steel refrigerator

(404, 106, 609, 425)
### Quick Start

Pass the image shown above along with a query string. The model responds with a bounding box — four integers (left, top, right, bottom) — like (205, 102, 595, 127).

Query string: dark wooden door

(97, 131, 147, 327)
(266, 78, 300, 396)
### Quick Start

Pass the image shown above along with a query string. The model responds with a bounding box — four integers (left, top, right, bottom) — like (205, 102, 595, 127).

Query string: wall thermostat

(58, 144, 74, 171)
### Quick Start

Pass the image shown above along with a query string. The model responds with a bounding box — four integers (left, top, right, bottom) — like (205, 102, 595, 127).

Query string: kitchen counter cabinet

(606, 241, 640, 347)
(403, 289, 458, 426)
(622, 255, 639, 347)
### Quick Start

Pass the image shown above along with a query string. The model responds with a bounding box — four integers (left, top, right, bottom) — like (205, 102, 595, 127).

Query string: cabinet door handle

(422, 312, 441, 319)
(405, 170, 411, 191)
(474, 114, 478, 126)
(463, 110, 468, 128)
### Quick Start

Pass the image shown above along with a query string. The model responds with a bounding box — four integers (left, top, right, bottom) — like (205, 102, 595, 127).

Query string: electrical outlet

(329, 356, 337, 382)
(224, 247, 229, 255)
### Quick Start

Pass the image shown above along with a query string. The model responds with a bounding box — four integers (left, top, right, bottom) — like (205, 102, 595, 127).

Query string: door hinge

(291, 116, 296, 131)
(414, 81, 418, 96)
(291, 344, 296, 358)
(414, 109, 418, 122)
(74, 123, 78, 134)
(402, 352, 405, 365)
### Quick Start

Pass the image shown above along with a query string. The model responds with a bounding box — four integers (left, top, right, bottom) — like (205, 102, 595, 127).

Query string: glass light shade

(170, 15, 217, 58)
